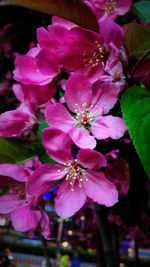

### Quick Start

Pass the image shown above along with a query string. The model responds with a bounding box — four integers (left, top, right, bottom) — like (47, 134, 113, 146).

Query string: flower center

(105, 0, 117, 16)
(82, 40, 105, 68)
(12, 183, 25, 200)
(74, 102, 96, 126)
(58, 160, 88, 191)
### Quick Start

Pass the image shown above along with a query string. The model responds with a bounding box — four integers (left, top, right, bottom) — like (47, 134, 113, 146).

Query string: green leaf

(36, 120, 56, 164)
(123, 23, 150, 59)
(121, 85, 150, 178)
(134, 1, 150, 23)
(0, 138, 36, 164)
(0, 0, 99, 32)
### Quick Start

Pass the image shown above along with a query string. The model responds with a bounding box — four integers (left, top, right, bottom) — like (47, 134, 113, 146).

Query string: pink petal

(37, 27, 52, 48)
(52, 16, 76, 29)
(91, 115, 126, 140)
(45, 103, 76, 132)
(27, 164, 67, 196)
(40, 210, 51, 240)
(83, 170, 118, 206)
(47, 24, 72, 49)
(69, 127, 96, 149)
(14, 55, 52, 85)
(100, 18, 124, 51)
(92, 82, 120, 115)
(11, 204, 41, 232)
(0, 193, 24, 214)
(36, 48, 59, 76)
(0, 109, 32, 137)
(77, 149, 106, 169)
(65, 73, 92, 112)
(55, 180, 87, 218)
(0, 164, 29, 182)
(42, 128, 73, 164)
(117, 0, 132, 15)
(13, 84, 56, 107)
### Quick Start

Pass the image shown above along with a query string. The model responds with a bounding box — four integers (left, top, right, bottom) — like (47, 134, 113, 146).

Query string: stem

(134, 238, 140, 267)
(96, 229, 106, 267)
(130, 49, 150, 79)
(95, 205, 118, 267)
(112, 225, 120, 265)
(41, 237, 52, 267)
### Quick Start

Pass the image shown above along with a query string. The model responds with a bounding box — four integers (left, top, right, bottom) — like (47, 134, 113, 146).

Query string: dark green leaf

(0, 138, 36, 163)
(134, 1, 150, 23)
(121, 85, 150, 178)
(0, 0, 99, 32)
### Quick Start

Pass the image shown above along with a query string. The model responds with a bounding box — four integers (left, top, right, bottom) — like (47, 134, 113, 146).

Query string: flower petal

(0, 193, 24, 214)
(117, 0, 132, 15)
(40, 210, 51, 240)
(0, 164, 29, 182)
(13, 83, 55, 107)
(14, 55, 52, 85)
(77, 149, 106, 169)
(55, 180, 86, 218)
(100, 18, 124, 51)
(83, 170, 118, 206)
(11, 204, 41, 232)
(42, 128, 73, 164)
(69, 126, 96, 149)
(52, 16, 76, 29)
(91, 115, 126, 140)
(0, 109, 32, 137)
(65, 73, 92, 112)
(45, 103, 76, 132)
(27, 164, 67, 196)
(92, 82, 120, 115)
(36, 48, 59, 76)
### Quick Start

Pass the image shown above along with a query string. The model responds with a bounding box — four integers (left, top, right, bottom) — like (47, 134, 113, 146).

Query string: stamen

(63, 159, 88, 191)
(105, 0, 117, 16)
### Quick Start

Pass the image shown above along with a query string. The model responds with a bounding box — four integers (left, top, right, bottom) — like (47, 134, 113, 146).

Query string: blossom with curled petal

(27, 129, 118, 218)
(84, 0, 132, 21)
(0, 164, 51, 239)
(13, 18, 124, 85)
(45, 73, 126, 149)
(0, 105, 34, 137)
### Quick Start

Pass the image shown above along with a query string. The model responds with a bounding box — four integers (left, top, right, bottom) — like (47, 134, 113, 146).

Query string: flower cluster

(0, 1, 131, 238)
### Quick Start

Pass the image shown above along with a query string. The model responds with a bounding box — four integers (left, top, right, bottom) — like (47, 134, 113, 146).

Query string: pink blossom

(13, 47, 59, 85)
(0, 164, 51, 239)
(14, 18, 124, 85)
(0, 107, 34, 137)
(28, 129, 118, 218)
(45, 74, 126, 149)
(84, 0, 132, 21)
(98, 51, 126, 91)
(59, 18, 124, 83)
(13, 83, 56, 108)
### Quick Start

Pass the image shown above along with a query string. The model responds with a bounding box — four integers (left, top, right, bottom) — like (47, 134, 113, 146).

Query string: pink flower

(0, 164, 51, 239)
(13, 47, 59, 86)
(27, 129, 118, 218)
(0, 107, 34, 137)
(13, 83, 56, 108)
(45, 74, 126, 149)
(14, 18, 124, 85)
(58, 18, 124, 83)
(84, 0, 132, 21)
(98, 49, 127, 91)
